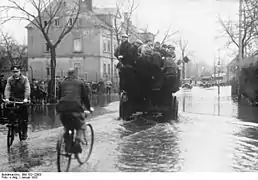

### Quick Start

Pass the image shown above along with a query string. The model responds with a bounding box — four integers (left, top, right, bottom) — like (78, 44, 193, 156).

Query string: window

(77, 18, 82, 27)
(74, 63, 81, 74)
(84, 73, 88, 81)
(54, 18, 59, 26)
(45, 40, 53, 52)
(108, 64, 111, 75)
(31, 36, 34, 46)
(68, 18, 74, 26)
(73, 38, 82, 52)
(107, 40, 111, 52)
(103, 41, 107, 52)
(45, 42, 50, 52)
(114, 64, 117, 75)
(44, 21, 48, 27)
(103, 64, 106, 74)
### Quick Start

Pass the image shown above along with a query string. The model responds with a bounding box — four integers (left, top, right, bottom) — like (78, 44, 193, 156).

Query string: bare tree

(0, 31, 27, 69)
(114, 0, 138, 44)
(139, 24, 160, 42)
(176, 37, 193, 79)
(1, 0, 83, 102)
(218, 0, 257, 58)
(160, 25, 178, 45)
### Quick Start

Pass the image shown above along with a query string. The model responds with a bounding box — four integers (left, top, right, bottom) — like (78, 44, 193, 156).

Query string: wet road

(1, 86, 258, 172)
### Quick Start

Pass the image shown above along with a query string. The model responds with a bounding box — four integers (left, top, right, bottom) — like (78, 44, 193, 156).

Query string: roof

(227, 55, 238, 68)
(93, 7, 117, 15)
(211, 73, 226, 78)
(26, 0, 110, 29)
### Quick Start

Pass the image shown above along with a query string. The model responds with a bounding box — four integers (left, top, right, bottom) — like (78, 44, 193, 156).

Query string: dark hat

(162, 44, 167, 48)
(11, 65, 21, 72)
(155, 41, 160, 44)
(121, 34, 128, 38)
(168, 45, 175, 50)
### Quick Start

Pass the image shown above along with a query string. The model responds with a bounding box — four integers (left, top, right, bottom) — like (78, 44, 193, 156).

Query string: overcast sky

(1, 0, 240, 65)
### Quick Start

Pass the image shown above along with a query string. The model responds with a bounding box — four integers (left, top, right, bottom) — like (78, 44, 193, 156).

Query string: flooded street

(0, 86, 258, 172)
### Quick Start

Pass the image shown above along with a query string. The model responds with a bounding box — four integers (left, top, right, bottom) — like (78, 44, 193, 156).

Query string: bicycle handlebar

(2, 99, 31, 105)
(84, 107, 94, 115)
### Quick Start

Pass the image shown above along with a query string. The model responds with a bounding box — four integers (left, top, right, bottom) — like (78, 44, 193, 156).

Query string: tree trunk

(50, 47, 57, 103)
(241, 46, 245, 59)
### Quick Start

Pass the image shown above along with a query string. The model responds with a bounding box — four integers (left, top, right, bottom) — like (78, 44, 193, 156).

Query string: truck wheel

(172, 96, 178, 120)
(120, 101, 133, 120)
(119, 92, 133, 121)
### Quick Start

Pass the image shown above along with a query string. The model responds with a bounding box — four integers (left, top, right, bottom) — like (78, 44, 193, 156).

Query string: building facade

(27, 0, 119, 83)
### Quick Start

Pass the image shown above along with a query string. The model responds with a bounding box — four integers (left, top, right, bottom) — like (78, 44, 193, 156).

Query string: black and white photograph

(0, 0, 258, 174)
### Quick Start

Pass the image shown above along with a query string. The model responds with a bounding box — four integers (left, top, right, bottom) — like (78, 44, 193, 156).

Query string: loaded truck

(117, 50, 180, 121)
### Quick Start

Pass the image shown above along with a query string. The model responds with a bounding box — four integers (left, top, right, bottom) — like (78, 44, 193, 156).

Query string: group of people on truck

(114, 34, 177, 68)
(114, 34, 180, 93)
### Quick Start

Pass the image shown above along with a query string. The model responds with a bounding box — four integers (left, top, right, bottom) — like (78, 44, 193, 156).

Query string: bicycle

(56, 110, 94, 172)
(2, 100, 30, 149)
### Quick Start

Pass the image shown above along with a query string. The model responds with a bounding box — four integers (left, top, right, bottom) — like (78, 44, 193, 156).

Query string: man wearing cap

(160, 44, 169, 59)
(56, 68, 93, 153)
(154, 42, 161, 52)
(4, 65, 31, 140)
(114, 34, 133, 66)
(139, 39, 153, 57)
(131, 39, 143, 64)
(167, 45, 176, 59)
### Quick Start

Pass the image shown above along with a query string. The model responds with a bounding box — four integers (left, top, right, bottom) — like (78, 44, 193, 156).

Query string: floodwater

(1, 86, 258, 172)
(116, 86, 258, 172)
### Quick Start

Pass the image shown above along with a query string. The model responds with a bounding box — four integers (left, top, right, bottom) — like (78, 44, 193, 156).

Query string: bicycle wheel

(76, 124, 94, 165)
(56, 132, 72, 172)
(7, 126, 14, 148)
(18, 120, 23, 141)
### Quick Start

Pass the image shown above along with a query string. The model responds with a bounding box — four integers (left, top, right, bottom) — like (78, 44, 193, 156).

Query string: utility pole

(237, 0, 243, 98)
(182, 51, 185, 80)
(218, 49, 221, 96)
(110, 28, 114, 84)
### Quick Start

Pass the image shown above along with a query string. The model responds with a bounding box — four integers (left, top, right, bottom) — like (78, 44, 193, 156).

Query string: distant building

(27, 0, 119, 82)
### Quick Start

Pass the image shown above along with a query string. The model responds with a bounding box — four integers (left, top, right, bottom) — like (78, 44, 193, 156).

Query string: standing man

(114, 34, 133, 66)
(4, 65, 31, 140)
(139, 39, 153, 57)
(114, 34, 134, 93)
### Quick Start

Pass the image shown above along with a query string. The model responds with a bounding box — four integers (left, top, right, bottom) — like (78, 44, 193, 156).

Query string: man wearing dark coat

(114, 34, 134, 67)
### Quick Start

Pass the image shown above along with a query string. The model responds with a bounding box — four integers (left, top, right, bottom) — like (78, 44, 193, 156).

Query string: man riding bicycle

(56, 68, 93, 153)
(4, 65, 31, 140)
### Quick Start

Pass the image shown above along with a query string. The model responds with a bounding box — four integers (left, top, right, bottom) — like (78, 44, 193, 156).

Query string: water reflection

(178, 86, 238, 117)
(117, 120, 182, 172)
(28, 94, 119, 132)
(237, 104, 258, 123)
(8, 142, 30, 172)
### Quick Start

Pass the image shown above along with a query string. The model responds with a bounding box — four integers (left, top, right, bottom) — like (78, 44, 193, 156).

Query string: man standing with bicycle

(56, 68, 93, 153)
(4, 65, 31, 140)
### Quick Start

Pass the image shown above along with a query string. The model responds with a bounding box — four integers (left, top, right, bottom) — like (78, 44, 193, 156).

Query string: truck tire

(119, 92, 133, 121)
(172, 96, 178, 120)
(163, 95, 178, 121)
